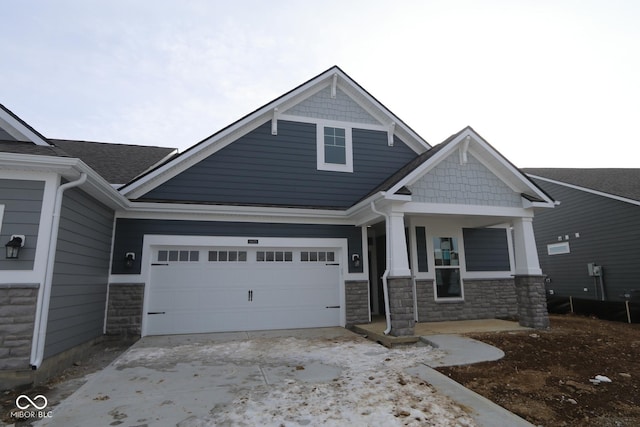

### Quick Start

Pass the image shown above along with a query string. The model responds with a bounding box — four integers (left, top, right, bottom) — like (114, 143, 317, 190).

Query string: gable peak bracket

(459, 135, 471, 164)
(388, 122, 396, 146)
(331, 73, 338, 99)
(271, 108, 279, 135)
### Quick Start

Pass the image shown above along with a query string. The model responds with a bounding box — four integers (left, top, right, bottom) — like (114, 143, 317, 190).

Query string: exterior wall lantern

(124, 252, 135, 268)
(5, 235, 25, 259)
(351, 253, 360, 268)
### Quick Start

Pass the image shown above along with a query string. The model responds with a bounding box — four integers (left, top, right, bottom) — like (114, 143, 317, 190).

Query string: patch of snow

(118, 336, 476, 426)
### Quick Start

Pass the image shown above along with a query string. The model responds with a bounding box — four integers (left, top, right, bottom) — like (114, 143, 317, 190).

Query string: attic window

(317, 123, 353, 172)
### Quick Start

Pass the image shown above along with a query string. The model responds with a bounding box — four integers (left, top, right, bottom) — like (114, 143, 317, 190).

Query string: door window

(433, 237, 462, 298)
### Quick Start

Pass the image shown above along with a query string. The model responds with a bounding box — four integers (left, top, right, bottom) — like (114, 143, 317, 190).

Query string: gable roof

(524, 168, 640, 202)
(0, 102, 178, 185)
(119, 66, 431, 198)
(50, 139, 177, 185)
(367, 126, 555, 207)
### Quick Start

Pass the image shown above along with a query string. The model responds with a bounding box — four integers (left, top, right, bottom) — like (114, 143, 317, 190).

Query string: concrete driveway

(34, 327, 532, 427)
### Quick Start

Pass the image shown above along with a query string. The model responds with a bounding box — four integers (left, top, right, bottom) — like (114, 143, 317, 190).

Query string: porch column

(388, 212, 411, 277)
(512, 217, 549, 329)
(387, 211, 414, 336)
(512, 217, 542, 275)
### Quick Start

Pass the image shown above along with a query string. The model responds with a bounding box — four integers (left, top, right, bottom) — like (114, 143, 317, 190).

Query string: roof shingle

(524, 168, 640, 202)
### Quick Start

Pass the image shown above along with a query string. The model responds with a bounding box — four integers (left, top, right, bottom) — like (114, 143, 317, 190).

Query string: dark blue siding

(463, 228, 511, 271)
(45, 187, 114, 358)
(140, 120, 417, 208)
(111, 218, 363, 274)
(0, 179, 44, 271)
(532, 179, 640, 301)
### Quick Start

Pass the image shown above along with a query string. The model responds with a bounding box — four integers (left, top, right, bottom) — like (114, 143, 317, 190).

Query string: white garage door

(145, 246, 342, 335)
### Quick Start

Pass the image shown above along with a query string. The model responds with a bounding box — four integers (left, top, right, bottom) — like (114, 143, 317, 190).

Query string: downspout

(30, 173, 87, 369)
(370, 200, 392, 335)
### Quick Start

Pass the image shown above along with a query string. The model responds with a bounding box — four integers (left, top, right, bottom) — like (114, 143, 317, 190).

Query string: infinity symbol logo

(15, 394, 48, 410)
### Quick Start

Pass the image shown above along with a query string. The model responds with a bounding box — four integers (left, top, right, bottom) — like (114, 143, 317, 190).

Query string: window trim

(432, 236, 465, 301)
(547, 242, 570, 255)
(316, 120, 353, 173)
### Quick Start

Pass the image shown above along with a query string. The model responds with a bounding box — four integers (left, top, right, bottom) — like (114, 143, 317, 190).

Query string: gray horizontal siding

(111, 218, 363, 274)
(0, 179, 44, 271)
(532, 178, 640, 301)
(140, 120, 417, 208)
(44, 187, 114, 359)
(463, 228, 511, 272)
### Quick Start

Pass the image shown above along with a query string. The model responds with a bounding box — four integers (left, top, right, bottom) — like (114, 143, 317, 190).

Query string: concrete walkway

(31, 325, 534, 427)
(353, 319, 534, 426)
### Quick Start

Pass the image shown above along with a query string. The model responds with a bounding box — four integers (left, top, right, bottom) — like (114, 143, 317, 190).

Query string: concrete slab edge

(406, 365, 535, 427)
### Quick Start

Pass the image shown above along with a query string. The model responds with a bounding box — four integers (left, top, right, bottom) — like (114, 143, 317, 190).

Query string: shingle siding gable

(139, 120, 417, 208)
(409, 152, 522, 207)
(285, 86, 380, 125)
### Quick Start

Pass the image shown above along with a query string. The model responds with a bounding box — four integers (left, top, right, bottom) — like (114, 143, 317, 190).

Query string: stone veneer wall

(0, 284, 38, 371)
(514, 275, 550, 329)
(106, 283, 145, 337)
(416, 279, 518, 322)
(345, 280, 369, 327)
(387, 277, 415, 336)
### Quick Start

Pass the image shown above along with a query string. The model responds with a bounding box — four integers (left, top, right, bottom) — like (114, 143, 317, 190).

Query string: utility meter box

(588, 263, 602, 277)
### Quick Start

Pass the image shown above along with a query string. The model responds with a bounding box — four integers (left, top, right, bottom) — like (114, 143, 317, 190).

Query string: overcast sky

(2, 0, 638, 167)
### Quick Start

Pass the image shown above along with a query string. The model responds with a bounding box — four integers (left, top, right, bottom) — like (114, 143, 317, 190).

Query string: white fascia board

(386, 127, 555, 208)
(528, 174, 640, 207)
(0, 153, 129, 210)
(466, 141, 554, 206)
(0, 110, 49, 146)
(402, 201, 534, 218)
(121, 201, 352, 225)
(120, 115, 269, 199)
(121, 70, 338, 199)
(121, 67, 431, 198)
(387, 135, 462, 196)
(332, 70, 430, 153)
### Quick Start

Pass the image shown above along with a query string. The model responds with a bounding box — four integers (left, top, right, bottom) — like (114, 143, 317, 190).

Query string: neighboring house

(2, 66, 554, 389)
(525, 168, 640, 302)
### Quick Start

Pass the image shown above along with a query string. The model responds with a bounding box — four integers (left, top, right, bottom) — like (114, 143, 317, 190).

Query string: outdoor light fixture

(351, 253, 361, 268)
(5, 235, 25, 259)
(124, 252, 135, 268)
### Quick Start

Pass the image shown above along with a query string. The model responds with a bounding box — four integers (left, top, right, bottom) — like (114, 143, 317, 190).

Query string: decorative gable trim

(387, 127, 555, 209)
(119, 66, 431, 198)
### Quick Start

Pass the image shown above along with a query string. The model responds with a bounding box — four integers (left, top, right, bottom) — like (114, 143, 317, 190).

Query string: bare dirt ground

(438, 314, 640, 427)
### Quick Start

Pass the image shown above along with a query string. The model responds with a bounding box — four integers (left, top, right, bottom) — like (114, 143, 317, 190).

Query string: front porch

(351, 317, 530, 348)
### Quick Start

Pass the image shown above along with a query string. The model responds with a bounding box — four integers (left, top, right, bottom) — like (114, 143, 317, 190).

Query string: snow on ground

(117, 335, 476, 427)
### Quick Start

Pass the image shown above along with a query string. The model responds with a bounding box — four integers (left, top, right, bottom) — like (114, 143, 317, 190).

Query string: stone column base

(514, 275, 550, 329)
(387, 276, 415, 336)
(345, 280, 369, 327)
(106, 283, 144, 337)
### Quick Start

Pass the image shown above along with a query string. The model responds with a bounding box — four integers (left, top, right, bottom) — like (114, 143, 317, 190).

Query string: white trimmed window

(317, 123, 353, 172)
(547, 242, 570, 255)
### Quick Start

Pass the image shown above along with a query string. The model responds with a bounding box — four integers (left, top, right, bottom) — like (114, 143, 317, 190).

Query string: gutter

(370, 200, 392, 335)
(30, 173, 87, 369)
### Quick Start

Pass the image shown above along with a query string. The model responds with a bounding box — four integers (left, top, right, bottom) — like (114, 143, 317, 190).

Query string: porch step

(350, 325, 419, 348)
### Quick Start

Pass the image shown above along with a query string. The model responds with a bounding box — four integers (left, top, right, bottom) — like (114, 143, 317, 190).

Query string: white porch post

(388, 211, 411, 277)
(512, 217, 542, 275)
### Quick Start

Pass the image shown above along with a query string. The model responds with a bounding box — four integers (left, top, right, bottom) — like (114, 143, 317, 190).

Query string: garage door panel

(146, 246, 342, 335)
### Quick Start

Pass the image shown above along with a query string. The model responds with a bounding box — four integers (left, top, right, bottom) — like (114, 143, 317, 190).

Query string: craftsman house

(1, 66, 554, 388)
